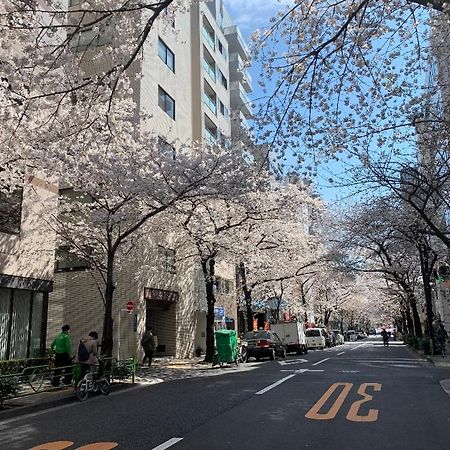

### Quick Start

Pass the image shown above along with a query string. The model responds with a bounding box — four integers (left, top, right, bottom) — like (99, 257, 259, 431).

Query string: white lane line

(350, 344, 366, 351)
(312, 358, 330, 366)
(337, 352, 345, 355)
(152, 438, 184, 450)
(255, 374, 296, 395)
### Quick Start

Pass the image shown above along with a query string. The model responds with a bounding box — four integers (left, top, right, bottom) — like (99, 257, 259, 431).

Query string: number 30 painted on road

(305, 382, 382, 422)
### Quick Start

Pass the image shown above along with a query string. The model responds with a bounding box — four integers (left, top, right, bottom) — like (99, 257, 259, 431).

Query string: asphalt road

(2, 338, 450, 450)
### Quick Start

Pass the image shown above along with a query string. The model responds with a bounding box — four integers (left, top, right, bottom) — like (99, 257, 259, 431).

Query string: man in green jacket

(51, 324, 72, 386)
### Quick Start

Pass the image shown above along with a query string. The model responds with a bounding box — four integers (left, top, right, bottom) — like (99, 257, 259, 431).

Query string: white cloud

(224, 0, 293, 32)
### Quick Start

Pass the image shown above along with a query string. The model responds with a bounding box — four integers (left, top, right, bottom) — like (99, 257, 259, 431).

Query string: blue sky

(224, 0, 355, 206)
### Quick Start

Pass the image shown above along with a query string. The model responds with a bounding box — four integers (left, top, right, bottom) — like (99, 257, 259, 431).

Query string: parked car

(356, 331, 367, 340)
(345, 330, 357, 342)
(332, 330, 345, 345)
(243, 330, 287, 361)
(305, 328, 326, 350)
(321, 329, 335, 347)
(271, 322, 308, 355)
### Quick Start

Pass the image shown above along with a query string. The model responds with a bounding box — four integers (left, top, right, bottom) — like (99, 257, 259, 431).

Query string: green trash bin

(215, 329, 238, 366)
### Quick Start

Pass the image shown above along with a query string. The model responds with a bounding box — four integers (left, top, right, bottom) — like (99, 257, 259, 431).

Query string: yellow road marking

(305, 383, 353, 420)
(29, 442, 74, 450)
(346, 383, 381, 422)
(76, 444, 118, 450)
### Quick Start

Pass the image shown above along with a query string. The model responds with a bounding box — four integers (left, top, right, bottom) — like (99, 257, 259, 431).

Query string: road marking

(305, 383, 353, 420)
(337, 352, 345, 355)
(350, 344, 366, 351)
(29, 442, 74, 450)
(440, 380, 450, 398)
(152, 438, 184, 450)
(76, 444, 118, 450)
(255, 374, 296, 395)
(312, 358, 330, 366)
(278, 359, 308, 366)
(346, 383, 381, 422)
(29, 443, 118, 450)
(295, 369, 324, 374)
(339, 370, 359, 373)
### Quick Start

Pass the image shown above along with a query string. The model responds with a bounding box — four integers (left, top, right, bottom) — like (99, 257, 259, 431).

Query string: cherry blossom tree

(253, 1, 450, 174)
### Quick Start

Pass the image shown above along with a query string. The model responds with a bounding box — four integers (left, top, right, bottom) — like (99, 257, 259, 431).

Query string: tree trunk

(418, 243, 435, 341)
(403, 284, 422, 337)
(202, 258, 216, 363)
(239, 262, 254, 331)
(101, 250, 115, 358)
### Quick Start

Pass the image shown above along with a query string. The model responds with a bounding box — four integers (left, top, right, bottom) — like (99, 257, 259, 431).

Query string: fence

(0, 356, 136, 408)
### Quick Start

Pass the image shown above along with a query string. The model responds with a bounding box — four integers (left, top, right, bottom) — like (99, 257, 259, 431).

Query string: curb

(404, 343, 450, 368)
(0, 382, 135, 422)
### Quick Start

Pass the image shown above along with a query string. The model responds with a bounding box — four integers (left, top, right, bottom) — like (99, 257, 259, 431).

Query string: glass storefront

(0, 287, 47, 360)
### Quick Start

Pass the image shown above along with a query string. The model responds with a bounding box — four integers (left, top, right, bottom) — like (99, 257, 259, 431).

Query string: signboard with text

(144, 287, 179, 303)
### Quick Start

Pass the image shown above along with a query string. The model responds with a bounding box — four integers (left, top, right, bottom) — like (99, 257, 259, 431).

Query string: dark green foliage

(0, 377, 20, 408)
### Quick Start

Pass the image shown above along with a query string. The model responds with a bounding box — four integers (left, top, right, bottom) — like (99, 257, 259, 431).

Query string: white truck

(271, 322, 308, 355)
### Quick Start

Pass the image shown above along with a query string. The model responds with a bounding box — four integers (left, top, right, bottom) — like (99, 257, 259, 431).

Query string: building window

(204, 114, 218, 143)
(218, 70, 228, 89)
(214, 277, 232, 294)
(158, 136, 176, 160)
(218, 40, 226, 59)
(219, 101, 228, 118)
(158, 246, 176, 274)
(55, 246, 89, 272)
(158, 86, 175, 119)
(0, 188, 23, 234)
(0, 287, 47, 360)
(158, 38, 175, 72)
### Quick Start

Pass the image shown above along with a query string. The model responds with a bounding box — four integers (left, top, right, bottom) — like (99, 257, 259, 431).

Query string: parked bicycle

(75, 358, 110, 401)
(435, 339, 446, 358)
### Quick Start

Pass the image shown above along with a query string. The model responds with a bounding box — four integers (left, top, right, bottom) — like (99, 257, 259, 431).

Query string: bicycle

(75, 359, 110, 401)
(436, 339, 446, 358)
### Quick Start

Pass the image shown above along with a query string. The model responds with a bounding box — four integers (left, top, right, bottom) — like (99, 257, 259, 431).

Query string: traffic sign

(126, 301, 134, 312)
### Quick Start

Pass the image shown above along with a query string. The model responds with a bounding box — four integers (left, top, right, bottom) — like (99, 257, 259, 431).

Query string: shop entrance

(144, 288, 178, 356)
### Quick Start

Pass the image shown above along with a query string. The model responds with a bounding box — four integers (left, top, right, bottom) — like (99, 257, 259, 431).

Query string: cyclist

(381, 328, 389, 347)
(75, 331, 99, 383)
(436, 323, 448, 357)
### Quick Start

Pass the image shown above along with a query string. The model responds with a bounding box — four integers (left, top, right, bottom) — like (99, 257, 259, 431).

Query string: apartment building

(0, 1, 63, 361)
(48, 1, 252, 360)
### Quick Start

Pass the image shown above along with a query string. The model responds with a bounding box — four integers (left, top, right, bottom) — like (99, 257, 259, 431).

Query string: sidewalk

(0, 356, 252, 420)
(406, 345, 450, 368)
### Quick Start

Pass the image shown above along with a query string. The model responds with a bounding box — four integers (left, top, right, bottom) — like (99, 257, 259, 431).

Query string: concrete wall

(0, 174, 58, 283)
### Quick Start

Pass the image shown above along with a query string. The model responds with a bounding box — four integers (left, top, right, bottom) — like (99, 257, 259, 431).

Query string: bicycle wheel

(99, 379, 110, 395)
(76, 379, 89, 401)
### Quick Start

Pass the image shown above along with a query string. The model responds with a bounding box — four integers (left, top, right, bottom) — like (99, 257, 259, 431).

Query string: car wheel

(269, 349, 276, 360)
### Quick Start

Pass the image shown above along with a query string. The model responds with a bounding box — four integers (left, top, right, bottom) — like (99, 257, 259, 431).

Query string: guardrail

(0, 356, 136, 408)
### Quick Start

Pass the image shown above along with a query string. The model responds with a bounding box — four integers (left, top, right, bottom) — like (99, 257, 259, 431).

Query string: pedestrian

(141, 327, 156, 367)
(436, 323, 448, 353)
(74, 331, 99, 383)
(51, 324, 72, 386)
(381, 328, 389, 347)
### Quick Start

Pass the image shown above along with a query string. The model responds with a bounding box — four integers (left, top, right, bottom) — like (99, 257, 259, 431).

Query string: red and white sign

(126, 301, 134, 312)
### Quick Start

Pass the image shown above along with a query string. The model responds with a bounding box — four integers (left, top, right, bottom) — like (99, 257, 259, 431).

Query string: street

(1, 338, 450, 450)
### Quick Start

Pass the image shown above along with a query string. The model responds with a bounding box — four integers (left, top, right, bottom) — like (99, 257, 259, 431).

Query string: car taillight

(257, 340, 269, 347)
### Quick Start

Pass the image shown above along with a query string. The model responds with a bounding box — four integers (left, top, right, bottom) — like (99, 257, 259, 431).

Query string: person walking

(51, 324, 72, 386)
(436, 323, 448, 357)
(381, 328, 389, 347)
(141, 327, 156, 367)
(74, 331, 99, 383)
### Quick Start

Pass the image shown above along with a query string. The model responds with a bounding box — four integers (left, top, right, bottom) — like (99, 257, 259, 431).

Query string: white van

(305, 328, 326, 350)
(271, 322, 308, 354)
(347, 330, 357, 342)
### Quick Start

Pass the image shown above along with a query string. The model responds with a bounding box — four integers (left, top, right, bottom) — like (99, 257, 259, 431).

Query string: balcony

(203, 58, 216, 82)
(202, 27, 215, 51)
(230, 81, 253, 118)
(229, 53, 252, 92)
(203, 92, 217, 115)
(204, 127, 217, 143)
(224, 25, 250, 61)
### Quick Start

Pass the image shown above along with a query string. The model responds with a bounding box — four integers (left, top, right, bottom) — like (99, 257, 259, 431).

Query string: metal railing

(0, 357, 136, 405)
